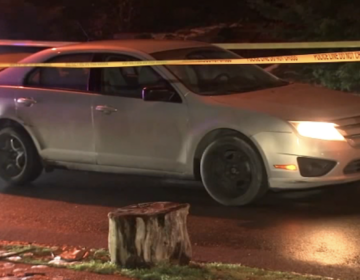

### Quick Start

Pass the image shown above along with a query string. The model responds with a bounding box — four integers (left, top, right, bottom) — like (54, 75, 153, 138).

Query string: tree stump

(108, 202, 192, 268)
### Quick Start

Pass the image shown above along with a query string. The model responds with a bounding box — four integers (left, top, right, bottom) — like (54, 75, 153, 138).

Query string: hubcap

(212, 147, 253, 197)
(0, 134, 26, 178)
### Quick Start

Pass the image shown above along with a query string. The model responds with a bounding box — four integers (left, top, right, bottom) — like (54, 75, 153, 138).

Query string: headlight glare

(290, 121, 345, 141)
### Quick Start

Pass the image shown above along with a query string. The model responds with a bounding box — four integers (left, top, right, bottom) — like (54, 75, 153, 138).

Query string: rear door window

(25, 53, 93, 91)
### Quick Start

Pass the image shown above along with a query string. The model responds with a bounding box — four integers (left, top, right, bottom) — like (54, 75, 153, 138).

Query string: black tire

(0, 127, 43, 185)
(200, 136, 268, 206)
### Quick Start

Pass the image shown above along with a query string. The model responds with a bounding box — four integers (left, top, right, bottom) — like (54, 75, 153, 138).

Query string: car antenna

(75, 21, 91, 42)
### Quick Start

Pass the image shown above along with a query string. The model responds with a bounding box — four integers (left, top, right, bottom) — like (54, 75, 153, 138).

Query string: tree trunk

(108, 202, 192, 268)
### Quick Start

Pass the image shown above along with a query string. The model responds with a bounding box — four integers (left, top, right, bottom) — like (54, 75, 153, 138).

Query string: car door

(91, 53, 189, 173)
(17, 53, 96, 164)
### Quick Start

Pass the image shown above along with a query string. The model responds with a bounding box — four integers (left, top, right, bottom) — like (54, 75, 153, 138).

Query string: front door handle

(16, 97, 37, 107)
(95, 105, 118, 115)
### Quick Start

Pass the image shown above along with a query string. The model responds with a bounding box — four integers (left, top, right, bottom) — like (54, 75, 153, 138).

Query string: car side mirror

(142, 86, 176, 102)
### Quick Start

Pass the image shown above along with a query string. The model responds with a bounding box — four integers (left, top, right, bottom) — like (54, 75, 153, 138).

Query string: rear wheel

(0, 127, 43, 185)
(200, 136, 268, 206)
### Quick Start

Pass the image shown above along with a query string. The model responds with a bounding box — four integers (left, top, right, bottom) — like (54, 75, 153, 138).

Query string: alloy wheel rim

(211, 146, 253, 198)
(0, 134, 26, 178)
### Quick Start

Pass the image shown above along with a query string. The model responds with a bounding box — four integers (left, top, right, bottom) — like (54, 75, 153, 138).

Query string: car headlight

(290, 121, 345, 141)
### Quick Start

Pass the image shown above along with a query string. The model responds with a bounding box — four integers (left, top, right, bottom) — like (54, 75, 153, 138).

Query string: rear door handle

(95, 105, 118, 115)
(16, 97, 37, 107)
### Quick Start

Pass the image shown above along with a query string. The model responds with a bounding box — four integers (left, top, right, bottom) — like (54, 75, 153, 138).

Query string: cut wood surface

(108, 202, 192, 268)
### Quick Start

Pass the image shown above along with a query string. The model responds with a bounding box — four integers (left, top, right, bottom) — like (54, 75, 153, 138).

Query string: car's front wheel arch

(193, 129, 269, 206)
(193, 128, 268, 180)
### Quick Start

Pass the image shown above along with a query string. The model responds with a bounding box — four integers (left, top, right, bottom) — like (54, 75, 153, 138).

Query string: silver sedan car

(0, 39, 359, 206)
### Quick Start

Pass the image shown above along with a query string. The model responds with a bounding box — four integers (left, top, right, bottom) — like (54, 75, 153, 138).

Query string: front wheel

(0, 127, 43, 185)
(200, 136, 268, 206)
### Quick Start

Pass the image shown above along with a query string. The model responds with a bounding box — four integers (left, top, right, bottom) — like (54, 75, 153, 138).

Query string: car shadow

(1, 170, 360, 224)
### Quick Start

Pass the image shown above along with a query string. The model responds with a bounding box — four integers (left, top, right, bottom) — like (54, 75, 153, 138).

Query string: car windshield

(151, 47, 288, 95)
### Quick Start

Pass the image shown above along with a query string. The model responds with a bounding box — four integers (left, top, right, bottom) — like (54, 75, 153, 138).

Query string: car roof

(55, 39, 213, 54)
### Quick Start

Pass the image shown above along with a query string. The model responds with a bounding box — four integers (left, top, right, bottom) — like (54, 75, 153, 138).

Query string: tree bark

(108, 202, 192, 268)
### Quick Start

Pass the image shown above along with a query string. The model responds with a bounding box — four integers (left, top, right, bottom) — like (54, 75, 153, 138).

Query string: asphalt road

(0, 170, 360, 280)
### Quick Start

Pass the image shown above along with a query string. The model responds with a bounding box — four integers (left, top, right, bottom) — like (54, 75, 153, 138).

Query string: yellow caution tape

(1, 51, 360, 68)
(216, 41, 360, 50)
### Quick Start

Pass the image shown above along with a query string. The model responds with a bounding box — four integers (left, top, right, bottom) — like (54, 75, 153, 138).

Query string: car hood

(205, 83, 360, 122)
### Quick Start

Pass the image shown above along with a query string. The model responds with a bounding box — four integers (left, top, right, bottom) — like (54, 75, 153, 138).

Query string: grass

(120, 263, 330, 280)
(68, 261, 119, 275)
(0, 243, 331, 280)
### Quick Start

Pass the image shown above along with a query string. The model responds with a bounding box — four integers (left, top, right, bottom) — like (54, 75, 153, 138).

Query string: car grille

(335, 116, 360, 147)
(344, 159, 360, 174)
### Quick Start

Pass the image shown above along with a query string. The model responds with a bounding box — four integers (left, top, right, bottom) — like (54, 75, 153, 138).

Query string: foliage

(248, 0, 360, 91)
(0, 0, 82, 40)
(6, 0, 255, 40)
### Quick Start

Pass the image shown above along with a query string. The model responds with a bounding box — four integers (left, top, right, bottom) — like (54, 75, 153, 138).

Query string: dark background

(2, 0, 360, 91)
(3, 0, 359, 42)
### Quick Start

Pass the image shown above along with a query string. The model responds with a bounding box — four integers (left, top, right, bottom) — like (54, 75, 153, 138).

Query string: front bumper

(251, 132, 360, 190)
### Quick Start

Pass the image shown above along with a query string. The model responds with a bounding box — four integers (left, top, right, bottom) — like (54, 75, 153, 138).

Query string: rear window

(25, 53, 93, 91)
(0, 53, 34, 72)
(0, 53, 32, 63)
(0, 46, 49, 71)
